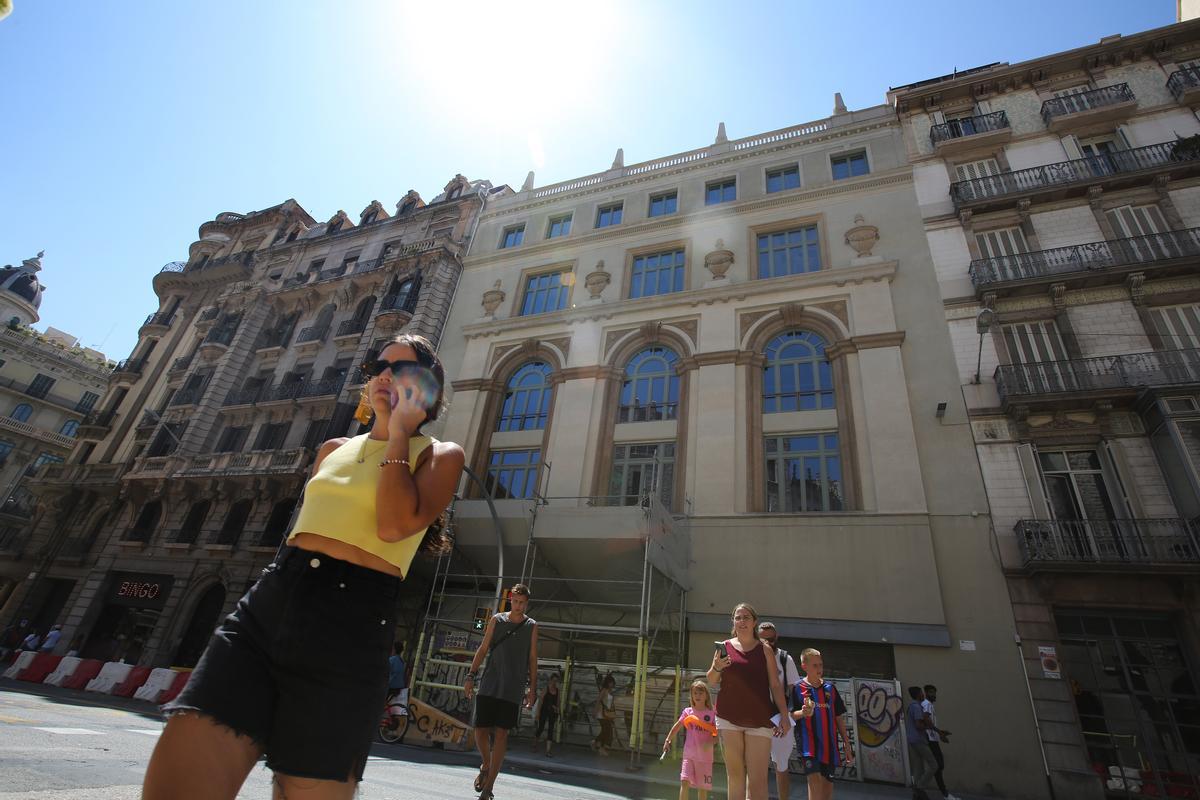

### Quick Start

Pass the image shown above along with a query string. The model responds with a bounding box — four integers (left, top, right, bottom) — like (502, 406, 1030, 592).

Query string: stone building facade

(0, 252, 111, 622)
(0, 178, 496, 667)
(890, 18, 1200, 800)
(434, 105, 1044, 796)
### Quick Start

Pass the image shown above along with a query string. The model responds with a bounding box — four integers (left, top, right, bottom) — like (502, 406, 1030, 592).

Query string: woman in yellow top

(144, 334, 464, 800)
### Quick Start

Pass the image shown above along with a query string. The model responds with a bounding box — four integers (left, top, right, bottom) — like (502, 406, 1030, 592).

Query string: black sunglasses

(361, 358, 426, 378)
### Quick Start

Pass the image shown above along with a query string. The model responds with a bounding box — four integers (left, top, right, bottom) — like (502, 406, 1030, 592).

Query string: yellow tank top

(288, 433, 435, 577)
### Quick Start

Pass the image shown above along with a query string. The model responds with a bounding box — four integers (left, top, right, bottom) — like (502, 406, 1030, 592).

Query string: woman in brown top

(707, 602, 791, 800)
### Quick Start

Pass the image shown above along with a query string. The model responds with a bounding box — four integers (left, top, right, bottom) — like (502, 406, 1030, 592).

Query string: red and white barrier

(4, 656, 193, 706)
(133, 668, 180, 702)
(60, 659, 104, 689)
(43, 656, 83, 687)
(2, 651, 36, 679)
(15, 654, 61, 683)
(85, 662, 133, 694)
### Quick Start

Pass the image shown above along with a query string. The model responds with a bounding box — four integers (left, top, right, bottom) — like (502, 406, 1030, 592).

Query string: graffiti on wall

(404, 697, 471, 749)
(853, 678, 906, 785)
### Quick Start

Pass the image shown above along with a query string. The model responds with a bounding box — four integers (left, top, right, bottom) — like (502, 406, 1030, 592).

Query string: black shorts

(474, 694, 519, 729)
(163, 547, 399, 782)
(801, 757, 836, 781)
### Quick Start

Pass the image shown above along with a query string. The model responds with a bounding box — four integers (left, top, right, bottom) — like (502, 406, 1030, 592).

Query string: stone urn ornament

(481, 280, 506, 318)
(584, 260, 611, 302)
(844, 214, 880, 261)
(704, 239, 734, 283)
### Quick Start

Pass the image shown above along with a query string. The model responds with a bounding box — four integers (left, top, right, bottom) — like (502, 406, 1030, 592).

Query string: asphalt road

(0, 683, 666, 800)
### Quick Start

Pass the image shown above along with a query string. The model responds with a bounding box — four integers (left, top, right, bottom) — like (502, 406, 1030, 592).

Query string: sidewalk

(1, 678, 930, 800)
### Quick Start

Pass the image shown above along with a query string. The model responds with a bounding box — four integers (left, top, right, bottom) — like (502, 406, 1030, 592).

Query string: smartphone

(714, 640, 728, 660)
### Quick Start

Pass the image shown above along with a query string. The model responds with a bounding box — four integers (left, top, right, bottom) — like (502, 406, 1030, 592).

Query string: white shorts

(771, 730, 795, 770)
(716, 716, 775, 738)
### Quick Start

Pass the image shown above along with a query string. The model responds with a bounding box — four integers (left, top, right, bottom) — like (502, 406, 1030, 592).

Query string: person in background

(905, 686, 940, 800)
(533, 671, 560, 756)
(922, 684, 959, 800)
(758, 621, 801, 799)
(39, 624, 62, 653)
(20, 628, 40, 652)
(591, 673, 617, 756)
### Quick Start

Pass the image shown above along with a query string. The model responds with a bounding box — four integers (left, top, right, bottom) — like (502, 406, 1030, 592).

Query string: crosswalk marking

(34, 727, 103, 735)
(126, 728, 162, 736)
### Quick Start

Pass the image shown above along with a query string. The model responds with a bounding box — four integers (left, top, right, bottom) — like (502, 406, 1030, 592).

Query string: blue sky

(0, 1, 1174, 361)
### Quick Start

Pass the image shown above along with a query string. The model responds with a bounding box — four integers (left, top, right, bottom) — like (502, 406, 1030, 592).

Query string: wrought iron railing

(929, 111, 1010, 145)
(1041, 84, 1135, 124)
(1016, 518, 1200, 566)
(262, 377, 343, 402)
(1168, 66, 1200, 101)
(198, 307, 220, 323)
(113, 357, 146, 376)
(170, 355, 193, 373)
(141, 311, 175, 329)
(203, 326, 237, 346)
(223, 385, 266, 406)
(81, 409, 117, 428)
(380, 291, 419, 315)
(256, 329, 290, 350)
(168, 387, 203, 407)
(295, 325, 329, 345)
(995, 348, 1200, 400)
(950, 140, 1200, 206)
(158, 261, 186, 275)
(335, 319, 366, 338)
(969, 227, 1200, 287)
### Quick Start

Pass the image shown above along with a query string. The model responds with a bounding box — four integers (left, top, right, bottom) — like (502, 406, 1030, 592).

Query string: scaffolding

(409, 467, 692, 768)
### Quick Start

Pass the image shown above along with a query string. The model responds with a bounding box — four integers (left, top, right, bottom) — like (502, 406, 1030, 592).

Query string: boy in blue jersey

(790, 648, 853, 800)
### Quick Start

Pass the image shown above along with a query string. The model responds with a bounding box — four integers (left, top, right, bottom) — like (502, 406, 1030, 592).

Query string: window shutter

(1101, 440, 1141, 519)
(1016, 443, 1051, 519)
(955, 158, 1000, 181)
(1060, 135, 1083, 160)
(976, 227, 1029, 259)
(1149, 305, 1200, 349)
(1106, 205, 1168, 238)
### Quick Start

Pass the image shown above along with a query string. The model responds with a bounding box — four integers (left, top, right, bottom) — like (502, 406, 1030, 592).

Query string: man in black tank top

(463, 584, 539, 800)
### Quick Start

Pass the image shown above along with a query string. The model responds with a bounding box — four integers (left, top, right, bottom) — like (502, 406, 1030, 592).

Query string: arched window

(497, 362, 553, 432)
(10, 404, 31, 423)
(177, 500, 211, 545)
(353, 295, 376, 323)
(128, 500, 162, 543)
(259, 498, 297, 547)
(216, 499, 254, 547)
(763, 331, 833, 412)
(620, 348, 679, 423)
(60, 419, 79, 437)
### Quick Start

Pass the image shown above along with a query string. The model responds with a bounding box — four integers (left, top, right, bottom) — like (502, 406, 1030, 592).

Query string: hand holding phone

(711, 640, 731, 674)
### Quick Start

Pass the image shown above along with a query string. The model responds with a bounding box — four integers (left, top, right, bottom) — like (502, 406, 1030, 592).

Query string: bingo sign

(852, 678, 908, 785)
(107, 572, 174, 611)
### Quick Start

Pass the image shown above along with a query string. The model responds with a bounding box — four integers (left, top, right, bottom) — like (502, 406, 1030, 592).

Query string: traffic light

(499, 589, 512, 613)
(472, 607, 490, 632)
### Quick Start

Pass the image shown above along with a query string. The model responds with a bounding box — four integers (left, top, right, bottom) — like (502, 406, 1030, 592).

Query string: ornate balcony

(334, 318, 366, 342)
(257, 377, 344, 405)
(950, 140, 1200, 212)
(198, 326, 236, 359)
(177, 448, 309, 478)
(78, 409, 117, 439)
(1168, 66, 1200, 105)
(168, 386, 203, 407)
(969, 227, 1200, 296)
(1015, 518, 1200, 573)
(223, 385, 266, 407)
(375, 291, 419, 331)
(929, 111, 1011, 156)
(1040, 84, 1137, 132)
(110, 357, 146, 383)
(169, 355, 193, 374)
(139, 311, 175, 336)
(293, 324, 329, 355)
(995, 348, 1200, 410)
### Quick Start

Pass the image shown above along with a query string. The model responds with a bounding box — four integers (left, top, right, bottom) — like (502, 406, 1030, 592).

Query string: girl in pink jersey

(663, 680, 718, 800)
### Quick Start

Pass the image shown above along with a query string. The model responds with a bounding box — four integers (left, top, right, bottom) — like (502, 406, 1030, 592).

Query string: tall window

(765, 433, 843, 512)
(0, 441, 13, 463)
(10, 404, 31, 423)
(27, 374, 55, 399)
(216, 499, 254, 547)
(500, 224, 525, 249)
(648, 191, 678, 217)
(485, 449, 542, 499)
(215, 425, 250, 453)
(497, 362, 553, 431)
(128, 500, 163, 542)
(630, 249, 685, 299)
(60, 420, 79, 437)
(766, 165, 801, 193)
(546, 214, 572, 239)
(705, 179, 736, 205)
(620, 348, 679, 422)
(763, 332, 834, 412)
(520, 270, 570, 315)
(596, 203, 623, 228)
(757, 225, 821, 278)
(178, 500, 211, 545)
(831, 151, 869, 180)
(610, 442, 675, 508)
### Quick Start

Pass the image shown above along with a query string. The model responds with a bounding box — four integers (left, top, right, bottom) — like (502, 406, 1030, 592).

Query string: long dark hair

(383, 333, 453, 557)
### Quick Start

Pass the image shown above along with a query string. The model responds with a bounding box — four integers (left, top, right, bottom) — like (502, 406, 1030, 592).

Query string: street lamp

(973, 307, 996, 385)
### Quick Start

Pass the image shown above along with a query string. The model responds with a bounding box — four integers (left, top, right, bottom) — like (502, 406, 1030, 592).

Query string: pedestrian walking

(533, 672, 560, 756)
(19, 629, 39, 652)
(922, 684, 959, 800)
(905, 686, 941, 800)
(39, 624, 62, 653)
(463, 584, 538, 800)
(791, 648, 854, 800)
(707, 603, 792, 800)
(143, 334, 463, 800)
(663, 679, 718, 800)
(757, 622, 801, 799)
(590, 673, 618, 756)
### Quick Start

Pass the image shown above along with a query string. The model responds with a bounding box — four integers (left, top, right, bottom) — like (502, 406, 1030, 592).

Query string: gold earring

(354, 386, 373, 425)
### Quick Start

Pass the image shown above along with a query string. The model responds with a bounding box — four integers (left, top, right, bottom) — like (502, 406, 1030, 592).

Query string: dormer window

(362, 211, 377, 225)
(448, 186, 462, 200)
(328, 219, 343, 234)
(399, 200, 417, 214)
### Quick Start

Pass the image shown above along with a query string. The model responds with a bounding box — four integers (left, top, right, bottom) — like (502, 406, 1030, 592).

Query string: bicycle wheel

(378, 714, 408, 744)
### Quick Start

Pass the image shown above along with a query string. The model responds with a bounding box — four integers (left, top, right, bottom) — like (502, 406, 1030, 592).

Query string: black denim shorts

(163, 546, 400, 782)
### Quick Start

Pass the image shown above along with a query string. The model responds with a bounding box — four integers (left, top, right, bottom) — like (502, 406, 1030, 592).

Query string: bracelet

(466, 671, 478, 681)
(379, 459, 410, 469)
